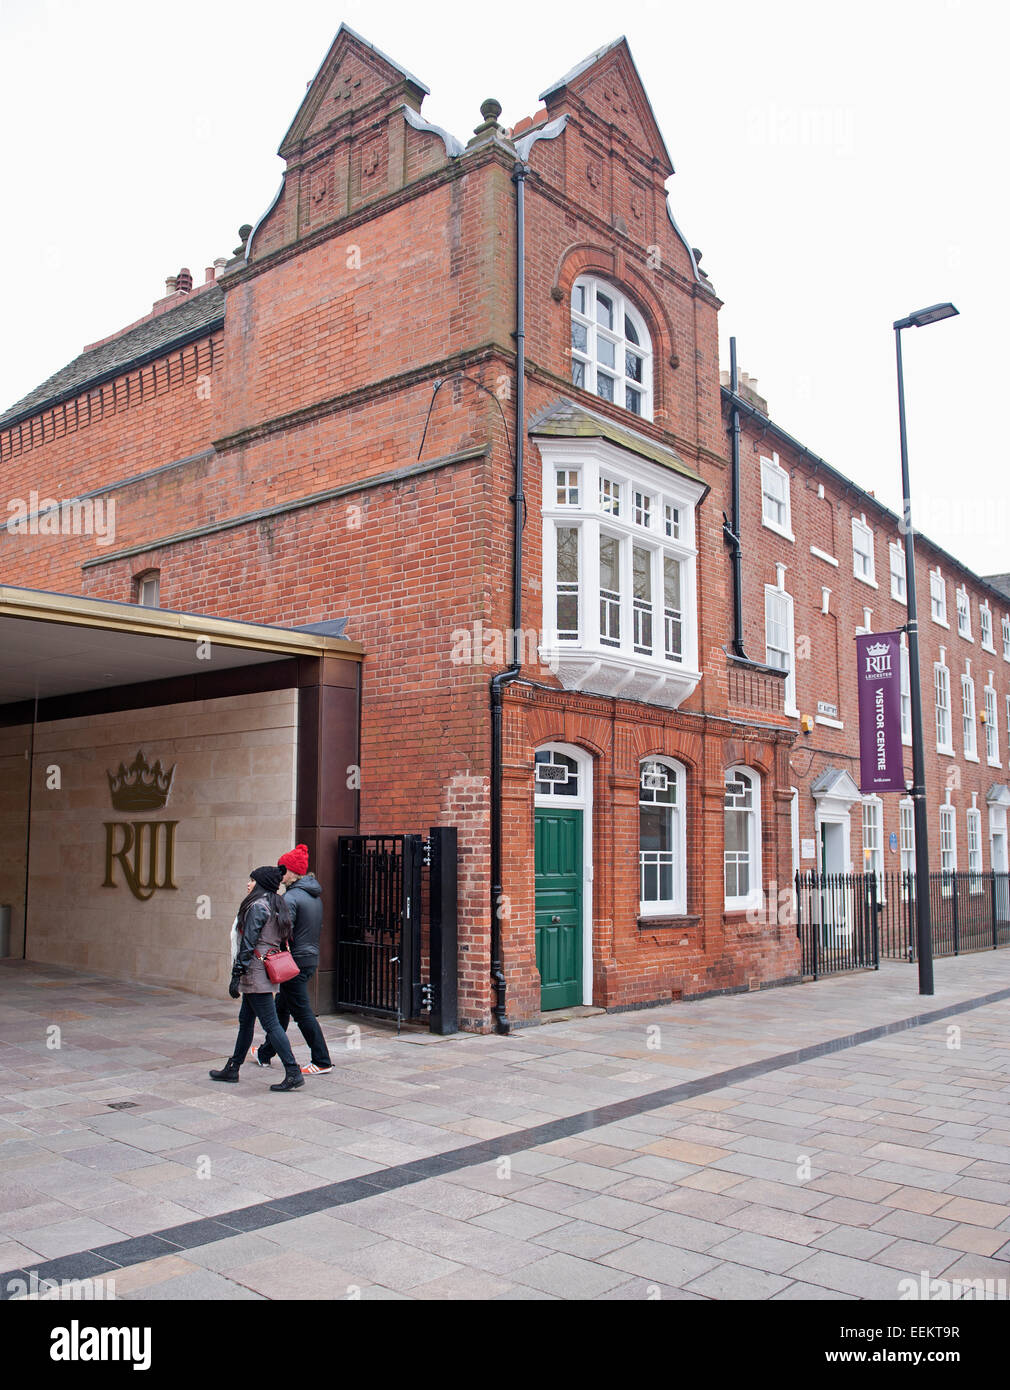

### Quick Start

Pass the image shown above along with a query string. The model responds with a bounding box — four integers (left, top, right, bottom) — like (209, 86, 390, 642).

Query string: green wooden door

(534, 807, 583, 1010)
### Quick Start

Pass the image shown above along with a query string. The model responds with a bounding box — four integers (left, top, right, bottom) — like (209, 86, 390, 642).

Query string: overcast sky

(1, 0, 1004, 577)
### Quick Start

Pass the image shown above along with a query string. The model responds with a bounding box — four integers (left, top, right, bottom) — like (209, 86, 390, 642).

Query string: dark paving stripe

(3, 982, 1010, 1292)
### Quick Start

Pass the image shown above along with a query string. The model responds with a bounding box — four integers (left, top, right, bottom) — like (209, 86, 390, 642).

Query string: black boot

(270, 1066, 305, 1093)
(209, 1058, 241, 1083)
(255, 1045, 273, 1068)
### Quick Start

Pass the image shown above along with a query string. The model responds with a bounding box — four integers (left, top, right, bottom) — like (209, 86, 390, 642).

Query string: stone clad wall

(0, 724, 31, 957)
(24, 689, 297, 996)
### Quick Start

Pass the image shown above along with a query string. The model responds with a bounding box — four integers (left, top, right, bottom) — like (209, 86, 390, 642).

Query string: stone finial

(233, 224, 253, 257)
(468, 98, 506, 147)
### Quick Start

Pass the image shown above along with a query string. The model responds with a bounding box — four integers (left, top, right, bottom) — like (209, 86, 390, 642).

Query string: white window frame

(956, 585, 972, 641)
(724, 765, 762, 912)
(934, 657, 953, 754)
(985, 684, 1000, 767)
(966, 807, 983, 891)
(540, 436, 704, 709)
(570, 275, 653, 420)
(135, 571, 160, 608)
(861, 795, 884, 891)
(962, 671, 978, 761)
(900, 636, 912, 745)
(930, 568, 948, 627)
(760, 452, 794, 541)
(1002, 614, 1010, 662)
(851, 515, 876, 587)
(899, 798, 916, 894)
(639, 758, 687, 917)
(980, 602, 995, 653)
(939, 803, 957, 891)
(889, 541, 907, 604)
(764, 579, 797, 717)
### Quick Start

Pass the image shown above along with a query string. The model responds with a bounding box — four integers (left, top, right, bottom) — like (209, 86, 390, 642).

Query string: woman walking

(210, 866, 304, 1092)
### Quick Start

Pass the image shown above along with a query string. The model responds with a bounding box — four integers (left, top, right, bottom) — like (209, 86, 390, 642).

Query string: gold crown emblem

(107, 751, 175, 812)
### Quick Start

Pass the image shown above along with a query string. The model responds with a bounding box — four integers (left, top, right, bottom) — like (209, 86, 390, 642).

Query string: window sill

(957, 630, 973, 643)
(964, 752, 980, 763)
(981, 643, 997, 656)
(637, 913, 699, 931)
(932, 617, 950, 630)
(762, 520, 795, 543)
(937, 746, 955, 757)
(891, 591, 908, 606)
(854, 572, 879, 590)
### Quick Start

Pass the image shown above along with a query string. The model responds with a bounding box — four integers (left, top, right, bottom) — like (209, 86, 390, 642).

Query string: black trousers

(231, 992, 297, 1071)
(257, 967, 332, 1067)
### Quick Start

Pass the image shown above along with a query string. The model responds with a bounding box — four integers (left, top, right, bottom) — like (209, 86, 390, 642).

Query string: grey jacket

(233, 897, 290, 994)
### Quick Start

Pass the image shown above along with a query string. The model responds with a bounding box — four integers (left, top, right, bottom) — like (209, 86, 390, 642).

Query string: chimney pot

(176, 267, 193, 294)
(165, 276, 178, 294)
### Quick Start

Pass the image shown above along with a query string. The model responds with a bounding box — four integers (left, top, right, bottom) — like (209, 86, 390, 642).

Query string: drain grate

(106, 1101, 139, 1110)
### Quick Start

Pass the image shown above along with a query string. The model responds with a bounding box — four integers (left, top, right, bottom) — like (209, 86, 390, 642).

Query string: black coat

(283, 874, 324, 971)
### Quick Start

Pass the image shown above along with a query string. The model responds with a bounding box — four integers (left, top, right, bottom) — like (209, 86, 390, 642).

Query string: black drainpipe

(722, 336, 749, 660)
(489, 156, 529, 1035)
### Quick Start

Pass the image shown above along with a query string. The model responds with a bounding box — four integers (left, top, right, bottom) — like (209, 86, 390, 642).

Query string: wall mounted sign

(102, 751, 179, 901)
(817, 700, 838, 718)
(856, 632, 905, 794)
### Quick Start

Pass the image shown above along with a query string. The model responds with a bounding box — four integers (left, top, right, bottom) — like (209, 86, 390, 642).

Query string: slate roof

(528, 397, 704, 487)
(0, 285, 226, 431)
(983, 574, 1010, 601)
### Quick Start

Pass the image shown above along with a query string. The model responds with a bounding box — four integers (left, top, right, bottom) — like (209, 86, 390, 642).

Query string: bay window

(540, 434, 703, 708)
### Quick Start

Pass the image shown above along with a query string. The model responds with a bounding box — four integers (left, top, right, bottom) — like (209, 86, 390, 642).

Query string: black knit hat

(251, 865, 284, 893)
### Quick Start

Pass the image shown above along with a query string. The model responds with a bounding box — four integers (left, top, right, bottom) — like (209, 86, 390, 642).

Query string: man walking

(256, 843, 333, 1075)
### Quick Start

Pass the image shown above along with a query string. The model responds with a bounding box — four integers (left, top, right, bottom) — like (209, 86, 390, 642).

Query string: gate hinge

(422, 837, 433, 867)
(420, 982, 434, 1012)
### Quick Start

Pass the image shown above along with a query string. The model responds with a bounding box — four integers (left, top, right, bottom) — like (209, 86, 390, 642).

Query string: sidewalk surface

(2, 954, 1009, 1300)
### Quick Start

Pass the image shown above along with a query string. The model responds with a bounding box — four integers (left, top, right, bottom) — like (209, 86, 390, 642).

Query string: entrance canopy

(0, 585, 362, 706)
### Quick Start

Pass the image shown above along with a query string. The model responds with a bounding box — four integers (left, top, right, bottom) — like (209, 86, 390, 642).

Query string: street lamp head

(893, 303, 959, 331)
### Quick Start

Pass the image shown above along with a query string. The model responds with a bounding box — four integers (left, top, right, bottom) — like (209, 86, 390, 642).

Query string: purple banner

(856, 631, 906, 793)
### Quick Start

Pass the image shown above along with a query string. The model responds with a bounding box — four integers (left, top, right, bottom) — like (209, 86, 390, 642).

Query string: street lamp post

(893, 302, 959, 996)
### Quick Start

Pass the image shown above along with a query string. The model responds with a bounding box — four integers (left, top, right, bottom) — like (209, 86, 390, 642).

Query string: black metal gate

(795, 870, 880, 979)
(334, 829, 457, 1031)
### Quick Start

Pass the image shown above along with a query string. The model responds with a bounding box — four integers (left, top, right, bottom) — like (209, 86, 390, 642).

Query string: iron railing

(795, 871, 880, 978)
(798, 869, 1010, 975)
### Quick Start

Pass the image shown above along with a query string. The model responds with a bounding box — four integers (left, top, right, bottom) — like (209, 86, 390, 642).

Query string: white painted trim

(810, 545, 839, 568)
(815, 715, 845, 729)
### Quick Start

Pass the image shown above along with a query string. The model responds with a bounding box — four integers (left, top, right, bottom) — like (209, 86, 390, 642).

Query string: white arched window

(533, 747, 581, 798)
(639, 758, 686, 915)
(724, 766, 762, 911)
(570, 276, 653, 419)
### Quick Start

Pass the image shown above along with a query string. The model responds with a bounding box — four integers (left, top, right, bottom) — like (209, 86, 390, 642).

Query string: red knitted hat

(278, 843, 309, 876)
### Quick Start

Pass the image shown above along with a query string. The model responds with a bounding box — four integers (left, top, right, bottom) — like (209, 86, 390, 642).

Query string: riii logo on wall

(102, 752, 179, 901)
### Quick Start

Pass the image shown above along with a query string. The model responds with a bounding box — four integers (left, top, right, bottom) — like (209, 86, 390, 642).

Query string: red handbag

(257, 945, 300, 984)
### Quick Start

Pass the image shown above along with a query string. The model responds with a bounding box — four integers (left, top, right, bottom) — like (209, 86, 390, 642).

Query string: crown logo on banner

(865, 641, 890, 657)
(107, 751, 175, 812)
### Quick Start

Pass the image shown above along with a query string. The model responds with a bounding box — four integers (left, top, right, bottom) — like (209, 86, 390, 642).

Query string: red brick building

(2, 27, 1001, 1028)
(726, 372, 1010, 900)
